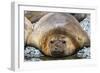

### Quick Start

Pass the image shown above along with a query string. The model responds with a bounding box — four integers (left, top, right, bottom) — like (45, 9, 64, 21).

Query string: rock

(24, 46, 44, 60)
(24, 11, 47, 23)
(77, 15, 90, 59)
(31, 58, 41, 61)
(80, 15, 90, 36)
(77, 47, 90, 59)
(71, 13, 87, 22)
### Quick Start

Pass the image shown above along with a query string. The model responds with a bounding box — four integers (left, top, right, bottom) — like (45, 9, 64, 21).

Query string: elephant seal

(25, 13, 90, 57)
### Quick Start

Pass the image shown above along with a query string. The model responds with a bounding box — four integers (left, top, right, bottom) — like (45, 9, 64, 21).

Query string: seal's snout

(53, 47, 63, 53)
(49, 40, 66, 57)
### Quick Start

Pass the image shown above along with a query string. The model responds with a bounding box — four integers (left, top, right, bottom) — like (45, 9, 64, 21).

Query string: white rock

(77, 15, 90, 59)
(24, 46, 43, 59)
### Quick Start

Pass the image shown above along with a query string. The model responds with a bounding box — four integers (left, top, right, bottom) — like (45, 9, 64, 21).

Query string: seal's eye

(62, 41, 66, 44)
(50, 41, 54, 44)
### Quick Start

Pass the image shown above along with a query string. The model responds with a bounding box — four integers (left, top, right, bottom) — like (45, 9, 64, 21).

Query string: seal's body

(25, 13, 90, 57)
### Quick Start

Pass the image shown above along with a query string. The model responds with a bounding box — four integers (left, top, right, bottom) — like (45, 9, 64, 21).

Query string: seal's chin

(51, 51, 65, 58)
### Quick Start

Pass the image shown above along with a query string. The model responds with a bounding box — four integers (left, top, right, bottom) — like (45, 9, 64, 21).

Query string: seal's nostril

(50, 41, 54, 44)
(62, 41, 66, 44)
(55, 48, 57, 50)
(55, 48, 59, 51)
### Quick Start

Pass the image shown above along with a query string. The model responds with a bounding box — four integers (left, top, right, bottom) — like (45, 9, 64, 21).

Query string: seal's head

(48, 34, 67, 57)
(40, 28, 81, 57)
